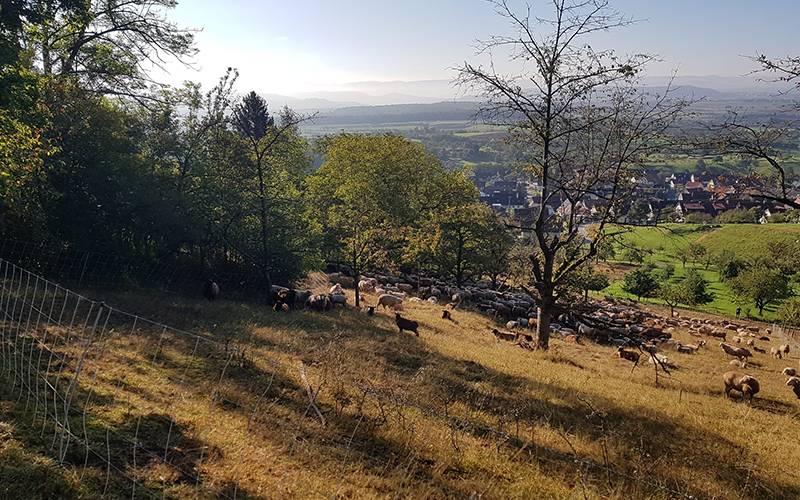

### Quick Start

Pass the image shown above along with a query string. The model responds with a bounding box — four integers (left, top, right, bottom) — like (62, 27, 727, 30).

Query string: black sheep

(202, 279, 219, 302)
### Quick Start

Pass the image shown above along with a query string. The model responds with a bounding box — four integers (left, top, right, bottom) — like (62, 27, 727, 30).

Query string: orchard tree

(306, 133, 476, 306)
(728, 267, 792, 316)
(657, 282, 689, 317)
(622, 268, 658, 301)
(456, 0, 690, 349)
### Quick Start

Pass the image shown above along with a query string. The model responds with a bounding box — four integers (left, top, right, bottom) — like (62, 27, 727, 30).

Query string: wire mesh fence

(0, 239, 272, 301)
(0, 257, 699, 499)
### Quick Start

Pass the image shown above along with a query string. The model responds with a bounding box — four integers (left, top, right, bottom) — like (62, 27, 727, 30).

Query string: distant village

(474, 170, 800, 225)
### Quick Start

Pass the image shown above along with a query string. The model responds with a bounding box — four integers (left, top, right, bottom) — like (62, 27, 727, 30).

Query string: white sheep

(377, 294, 404, 311)
(782, 367, 797, 377)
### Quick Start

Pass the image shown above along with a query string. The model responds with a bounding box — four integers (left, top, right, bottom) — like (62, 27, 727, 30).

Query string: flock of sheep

(201, 274, 800, 404)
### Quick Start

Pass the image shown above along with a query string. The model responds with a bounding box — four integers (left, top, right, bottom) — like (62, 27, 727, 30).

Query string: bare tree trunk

(535, 295, 555, 350)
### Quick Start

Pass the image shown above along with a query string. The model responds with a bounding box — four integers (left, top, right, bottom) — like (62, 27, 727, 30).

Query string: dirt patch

(595, 262, 636, 280)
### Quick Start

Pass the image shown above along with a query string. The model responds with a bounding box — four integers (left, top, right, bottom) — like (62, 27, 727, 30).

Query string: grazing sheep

(202, 279, 219, 302)
(617, 347, 641, 363)
(722, 371, 760, 402)
(397, 283, 413, 294)
(358, 280, 375, 293)
(328, 293, 348, 307)
(506, 320, 519, 331)
(782, 367, 797, 377)
(273, 302, 289, 312)
(786, 377, 800, 399)
(781, 344, 791, 356)
(719, 342, 752, 362)
(409, 297, 423, 303)
(492, 328, 517, 342)
(377, 294, 404, 311)
(441, 310, 452, 320)
(395, 313, 419, 336)
(729, 359, 747, 368)
(752, 346, 766, 354)
(759, 336, 770, 341)
(676, 343, 697, 354)
(305, 294, 332, 312)
(360, 306, 375, 316)
(426, 296, 439, 304)
(771, 346, 783, 359)
(329, 284, 343, 294)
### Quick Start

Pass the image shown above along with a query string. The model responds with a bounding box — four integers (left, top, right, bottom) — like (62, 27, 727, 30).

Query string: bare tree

(455, 0, 690, 349)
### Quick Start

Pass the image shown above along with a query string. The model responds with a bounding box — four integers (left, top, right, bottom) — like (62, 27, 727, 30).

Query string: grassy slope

(3, 281, 800, 500)
(606, 224, 800, 320)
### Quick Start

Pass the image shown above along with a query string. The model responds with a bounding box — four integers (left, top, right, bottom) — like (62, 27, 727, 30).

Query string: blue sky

(158, 0, 799, 96)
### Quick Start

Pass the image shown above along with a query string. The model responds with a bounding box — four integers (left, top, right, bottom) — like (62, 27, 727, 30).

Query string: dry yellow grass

(2, 279, 800, 499)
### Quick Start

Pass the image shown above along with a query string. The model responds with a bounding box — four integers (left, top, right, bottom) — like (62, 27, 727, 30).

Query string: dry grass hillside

(2, 272, 800, 500)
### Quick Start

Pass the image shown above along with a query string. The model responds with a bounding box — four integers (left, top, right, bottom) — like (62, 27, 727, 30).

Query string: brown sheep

(617, 347, 640, 363)
(395, 313, 419, 336)
(377, 294, 404, 311)
(719, 342, 752, 362)
(787, 377, 800, 399)
(441, 310, 452, 320)
(491, 329, 517, 342)
(781, 344, 791, 356)
(202, 279, 219, 301)
(723, 371, 760, 402)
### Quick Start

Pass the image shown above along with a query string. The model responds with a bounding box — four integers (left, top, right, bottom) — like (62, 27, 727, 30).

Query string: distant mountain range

(260, 75, 796, 112)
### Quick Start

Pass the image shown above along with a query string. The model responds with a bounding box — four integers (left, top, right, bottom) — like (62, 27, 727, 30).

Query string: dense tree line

(0, 2, 514, 291)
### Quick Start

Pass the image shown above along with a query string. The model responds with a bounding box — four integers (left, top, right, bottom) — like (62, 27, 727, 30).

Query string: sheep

(441, 310, 452, 320)
(377, 294, 404, 311)
(676, 343, 697, 354)
(722, 371, 760, 402)
(328, 293, 348, 307)
(786, 377, 800, 399)
(426, 296, 439, 304)
(649, 353, 669, 366)
(729, 359, 747, 368)
(771, 346, 783, 359)
(202, 279, 219, 302)
(409, 297, 423, 303)
(781, 344, 791, 356)
(360, 306, 375, 316)
(782, 367, 797, 377)
(358, 280, 375, 293)
(492, 329, 517, 342)
(329, 283, 343, 294)
(618, 347, 641, 364)
(506, 320, 519, 331)
(397, 283, 413, 294)
(395, 313, 419, 336)
(719, 342, 752, 362)
(752, 346, 766, 354)
(305, 294, 332, 312)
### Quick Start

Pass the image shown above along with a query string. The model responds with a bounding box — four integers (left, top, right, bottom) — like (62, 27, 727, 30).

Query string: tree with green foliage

(688, 243, 706, 266)
(682, 269, 714, 305)
(674, 247, 691, 268)
(306, 133, 476, 306)
(777, 298, 800, 326)
(572, 264, 611, 301)
(622, 268, 659, 301)
(657, 282, 690, 317)
(621, 246, 645, 265)
(626, 198, 651, 224)
(728, 267, 792, 315)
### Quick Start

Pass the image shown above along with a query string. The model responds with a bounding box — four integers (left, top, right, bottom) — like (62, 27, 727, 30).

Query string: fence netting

(0, 257, 698, 499)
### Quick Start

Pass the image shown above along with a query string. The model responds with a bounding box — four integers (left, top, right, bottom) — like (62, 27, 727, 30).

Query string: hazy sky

(157, 0, 799, 95)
